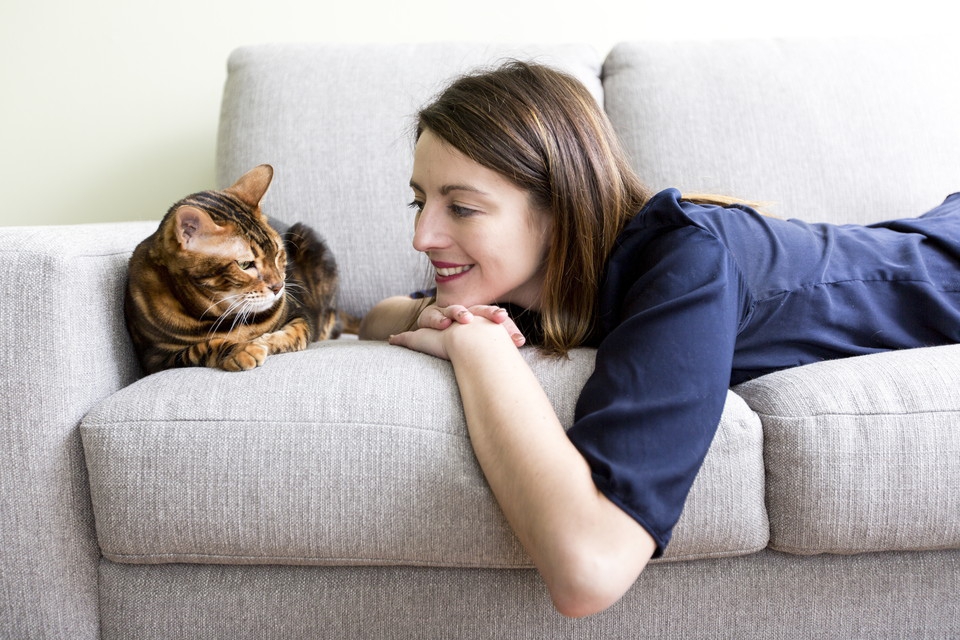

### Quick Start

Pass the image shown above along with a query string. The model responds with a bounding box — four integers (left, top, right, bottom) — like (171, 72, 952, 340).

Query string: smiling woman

(363, 62, 661, 617)
(360, 59, 960, 617)
(407, 129, 553, 311)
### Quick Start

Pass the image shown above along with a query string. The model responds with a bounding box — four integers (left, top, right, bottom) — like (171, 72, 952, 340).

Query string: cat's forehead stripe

(184, 192, 275, 248)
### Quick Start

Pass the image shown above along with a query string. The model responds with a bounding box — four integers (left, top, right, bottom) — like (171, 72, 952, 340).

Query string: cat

(124, 164, 359, 374)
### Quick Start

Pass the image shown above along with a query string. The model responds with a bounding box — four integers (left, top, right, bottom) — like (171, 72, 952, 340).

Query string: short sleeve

(568, 225, 745, 555)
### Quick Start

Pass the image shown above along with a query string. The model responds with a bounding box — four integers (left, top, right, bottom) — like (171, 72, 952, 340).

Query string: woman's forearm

(443, 320, 655, 617)
(358, 296, 428, 340)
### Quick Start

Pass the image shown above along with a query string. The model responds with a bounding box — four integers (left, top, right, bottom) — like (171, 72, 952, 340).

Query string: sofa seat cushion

(81, 340, 767, 568)
(735, 345, 960, 555)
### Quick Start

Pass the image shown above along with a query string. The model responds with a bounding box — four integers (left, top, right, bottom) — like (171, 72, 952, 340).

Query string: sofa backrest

(603, 38, 960, 225)
(216, 43, 602, 318)
(217, 39, 960, 317)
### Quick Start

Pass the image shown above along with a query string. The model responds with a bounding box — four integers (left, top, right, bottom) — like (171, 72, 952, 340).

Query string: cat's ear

(225, 164, 274, 209)
(174, 206, 223, 250)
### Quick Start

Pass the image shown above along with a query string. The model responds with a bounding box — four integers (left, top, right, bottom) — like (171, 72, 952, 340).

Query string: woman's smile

(432, 261, 475, 281)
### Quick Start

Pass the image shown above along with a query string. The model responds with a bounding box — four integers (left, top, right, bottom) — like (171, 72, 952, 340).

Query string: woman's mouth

(433, 262, 474, 283)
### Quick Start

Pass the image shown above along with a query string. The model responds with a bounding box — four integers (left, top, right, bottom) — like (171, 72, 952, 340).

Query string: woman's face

(409, 129, 552, 310)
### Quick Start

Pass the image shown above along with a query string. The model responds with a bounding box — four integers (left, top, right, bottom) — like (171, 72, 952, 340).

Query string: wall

(1, 0, 955, 226)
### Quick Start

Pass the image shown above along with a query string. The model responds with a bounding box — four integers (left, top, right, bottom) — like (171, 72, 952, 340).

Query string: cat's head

(157, 164, 288, 319)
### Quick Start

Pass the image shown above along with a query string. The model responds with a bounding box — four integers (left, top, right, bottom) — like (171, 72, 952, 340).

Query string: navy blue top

(567, 189, 960, 556)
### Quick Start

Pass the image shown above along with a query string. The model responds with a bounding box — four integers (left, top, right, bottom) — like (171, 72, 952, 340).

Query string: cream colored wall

(1, 0, 954, 227)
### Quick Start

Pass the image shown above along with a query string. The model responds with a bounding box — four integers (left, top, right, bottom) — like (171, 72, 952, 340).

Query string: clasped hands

(388, 304, 526, 360)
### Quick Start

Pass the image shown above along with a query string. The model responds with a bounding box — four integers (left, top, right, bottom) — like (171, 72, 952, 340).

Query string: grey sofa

(3, 38, 960, 639)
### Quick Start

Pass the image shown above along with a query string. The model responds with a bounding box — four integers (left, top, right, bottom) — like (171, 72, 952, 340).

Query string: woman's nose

(412, 205, 446, 253)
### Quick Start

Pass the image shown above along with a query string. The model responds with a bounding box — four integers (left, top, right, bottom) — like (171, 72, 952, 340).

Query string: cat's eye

(236, 260, 253, 271)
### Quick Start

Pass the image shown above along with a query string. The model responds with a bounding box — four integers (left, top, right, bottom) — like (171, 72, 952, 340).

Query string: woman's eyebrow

(408, 179, 489, 197)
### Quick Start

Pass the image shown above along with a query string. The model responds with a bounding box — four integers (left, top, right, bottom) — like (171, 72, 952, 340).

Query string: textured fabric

(0, 222, 151, 639)
(98, 550, 960, 639)
(736, 345, 960, 554)
(216, 43, 603, 319)
(603, 38, 960, 225)
(81, 342, 766, 567)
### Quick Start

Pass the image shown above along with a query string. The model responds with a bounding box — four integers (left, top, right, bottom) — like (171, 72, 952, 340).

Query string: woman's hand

(389, 303, 525, 359)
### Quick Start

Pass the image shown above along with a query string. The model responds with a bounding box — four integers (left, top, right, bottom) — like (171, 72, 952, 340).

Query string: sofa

(2, 38, 959, 639)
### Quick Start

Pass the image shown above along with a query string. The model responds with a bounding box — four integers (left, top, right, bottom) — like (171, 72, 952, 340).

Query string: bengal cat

(124, 164, 358, 374)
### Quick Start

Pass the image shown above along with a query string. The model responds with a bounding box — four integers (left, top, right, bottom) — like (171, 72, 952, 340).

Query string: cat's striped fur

(124, 164, 357, 374)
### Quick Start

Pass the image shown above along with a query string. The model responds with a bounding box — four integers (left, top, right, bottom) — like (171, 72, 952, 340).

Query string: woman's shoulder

(611, 189, 740, 266)
(627, 188, 765, 233)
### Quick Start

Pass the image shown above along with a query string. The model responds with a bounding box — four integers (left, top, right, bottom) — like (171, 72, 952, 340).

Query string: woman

(359, 61, 960, 617)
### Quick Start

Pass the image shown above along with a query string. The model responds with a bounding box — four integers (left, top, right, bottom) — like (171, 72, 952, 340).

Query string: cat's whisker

(202, 294, 243, 321)
(209, 295, 248, 335)
(283, 286, 305, 308)
(229, 301, 253, 333)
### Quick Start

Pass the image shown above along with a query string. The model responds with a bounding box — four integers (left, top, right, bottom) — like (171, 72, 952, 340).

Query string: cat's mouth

(245, 290, 283, 314)
(211, 290, 282, 319)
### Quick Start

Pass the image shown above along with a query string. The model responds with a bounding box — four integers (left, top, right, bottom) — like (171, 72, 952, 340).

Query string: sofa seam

(751, 408, 960, 420)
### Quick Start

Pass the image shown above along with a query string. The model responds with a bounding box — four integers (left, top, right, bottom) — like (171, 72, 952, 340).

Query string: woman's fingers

(388, 328, 450, 360)
(416, 303, 526, 347)
(467, 306, 525, 346)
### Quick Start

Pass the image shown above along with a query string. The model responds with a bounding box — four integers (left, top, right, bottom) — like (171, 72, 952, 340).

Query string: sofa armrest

(0, 221, 153, 638)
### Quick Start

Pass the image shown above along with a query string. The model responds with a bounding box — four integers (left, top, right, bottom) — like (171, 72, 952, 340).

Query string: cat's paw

(220, 341, 269, 371)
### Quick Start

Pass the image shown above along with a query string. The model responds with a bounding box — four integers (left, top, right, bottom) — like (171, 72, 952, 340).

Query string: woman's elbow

(551, 587, 625, 619)
(545, 545, 652, 618)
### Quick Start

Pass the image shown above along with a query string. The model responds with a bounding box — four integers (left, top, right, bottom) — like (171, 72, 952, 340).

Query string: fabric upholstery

(81, 342, 767, 567)
(216, 43, 603, 319)
(98, 550, 960, 639)
(0, 222, 152, 639)
(735, 345, 960, 555)
(603, 38, 960, 225)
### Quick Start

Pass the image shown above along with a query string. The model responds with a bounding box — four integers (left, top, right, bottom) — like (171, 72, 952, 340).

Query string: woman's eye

(406, 199, 476, 218)
(449, 204, 477, 218)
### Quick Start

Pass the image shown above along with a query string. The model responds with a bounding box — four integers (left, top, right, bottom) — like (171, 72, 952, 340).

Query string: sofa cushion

(735, 345, 960, 555)
(81, 341, 767, 568)
(216, 43, 603, 320)
(602, 38, 960, 226)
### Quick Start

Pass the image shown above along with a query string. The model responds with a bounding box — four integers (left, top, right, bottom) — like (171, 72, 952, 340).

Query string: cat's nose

(268, 281, 283, 294)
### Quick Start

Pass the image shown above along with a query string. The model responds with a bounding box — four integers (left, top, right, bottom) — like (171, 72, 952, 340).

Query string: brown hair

(417, 61, 654, 355)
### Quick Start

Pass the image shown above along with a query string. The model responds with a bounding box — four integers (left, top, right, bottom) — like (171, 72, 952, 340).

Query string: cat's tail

(284, 222, 365, 340)
(337, 311, 362, 335)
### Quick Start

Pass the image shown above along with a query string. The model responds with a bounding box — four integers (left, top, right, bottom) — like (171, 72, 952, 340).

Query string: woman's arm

(358, 295, 429, 340)
(390, 319, 656, 617)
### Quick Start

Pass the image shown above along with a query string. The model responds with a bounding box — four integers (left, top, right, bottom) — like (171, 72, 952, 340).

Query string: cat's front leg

(175, 337, 268, 372)
(219, 340, 270, 371)
(175, 319, 311, 372)
(222, 318, 309, 371)
(256, 317, 312, 355)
